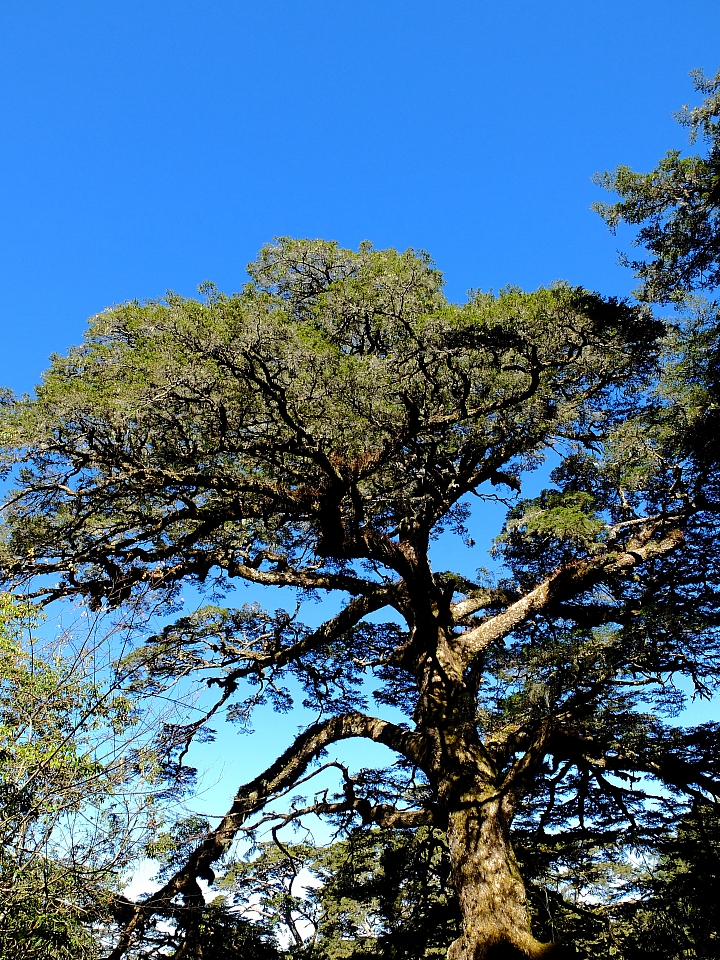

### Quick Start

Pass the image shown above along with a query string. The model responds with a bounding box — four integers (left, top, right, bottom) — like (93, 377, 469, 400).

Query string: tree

(594, 67, 720, 475)
(219, 826, 460, 959)
(304, 826, 460, 960)
(523, 800, 720, 959)
(593, 67, 720, 304)
(628, 801, 720, 957)
(0, 593, 166, 959)
(1, 236, 719, 959)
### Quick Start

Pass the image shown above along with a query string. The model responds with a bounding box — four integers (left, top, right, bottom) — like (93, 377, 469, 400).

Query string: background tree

(593, 67, 720, 304)
(305, 826, 460, 960)
(0, 592, 172, 959)
(219, 826, 460, 959)
(1, 236, 719, 960)
(627, 802, 720, 957)
(594, 66, 720, 475)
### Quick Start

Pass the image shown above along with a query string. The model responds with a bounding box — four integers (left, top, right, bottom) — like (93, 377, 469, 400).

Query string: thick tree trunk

(445, 790, 554, 960)
(412, 617, 560, 960)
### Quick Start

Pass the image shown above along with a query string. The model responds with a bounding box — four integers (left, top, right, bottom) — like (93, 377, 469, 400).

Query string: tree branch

(456, 527, 684, 666)
(225, 557, 386, 596)
(107, 711, 424, 960)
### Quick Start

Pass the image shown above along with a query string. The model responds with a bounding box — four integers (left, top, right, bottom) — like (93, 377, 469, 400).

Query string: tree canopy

(3, 72, 720, 960)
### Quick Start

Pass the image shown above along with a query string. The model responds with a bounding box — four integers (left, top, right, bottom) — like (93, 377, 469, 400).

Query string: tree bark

(413, 617, 558, 960)
(445, 789, 554, 960)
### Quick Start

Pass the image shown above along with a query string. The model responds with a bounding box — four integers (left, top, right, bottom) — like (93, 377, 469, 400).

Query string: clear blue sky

(3, 2, 719, 850)
(1, 0, 719, 393)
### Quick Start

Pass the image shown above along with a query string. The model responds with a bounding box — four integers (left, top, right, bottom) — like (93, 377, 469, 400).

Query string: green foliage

(594, 68, 720, 303)
(308, 827, 459, 960)
(519, 802, 720, 959)
(192, 902, 281, 960)
(129, 899, 281, 960)
(220, 828, 459, 960)
(144, 815, 212, 881)
(629, 802, 720, 957)
(0, 240, 659, 607)
(223, 808, 720, 960)
(498, 490, 606, 562)
(0, 593, 170, 959)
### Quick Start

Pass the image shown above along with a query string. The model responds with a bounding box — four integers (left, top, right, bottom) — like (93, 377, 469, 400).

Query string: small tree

(1, 235, 719, 959)
(0, 593, 166, 959)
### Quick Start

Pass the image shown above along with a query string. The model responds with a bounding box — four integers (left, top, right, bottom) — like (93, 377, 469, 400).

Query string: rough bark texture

(446, 796, 552, 960)
(411, 613, 554, 960)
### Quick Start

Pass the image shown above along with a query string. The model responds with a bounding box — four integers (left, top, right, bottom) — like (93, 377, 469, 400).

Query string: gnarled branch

(457, 527, 685, 666)
(107, 711, 425, 960)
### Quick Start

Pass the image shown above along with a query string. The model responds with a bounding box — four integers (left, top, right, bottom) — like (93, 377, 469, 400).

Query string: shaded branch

(107, 711, 424, 960)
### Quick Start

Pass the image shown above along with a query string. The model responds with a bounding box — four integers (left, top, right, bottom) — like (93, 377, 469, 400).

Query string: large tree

(2, 236, 719, 960)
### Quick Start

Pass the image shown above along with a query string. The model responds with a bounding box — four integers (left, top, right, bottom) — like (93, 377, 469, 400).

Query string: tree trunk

(445, 790, 555, 960)
(412, 618, 561, 960)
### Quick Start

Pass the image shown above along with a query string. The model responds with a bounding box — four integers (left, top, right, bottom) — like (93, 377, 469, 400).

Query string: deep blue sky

(1, 1, 719, 393)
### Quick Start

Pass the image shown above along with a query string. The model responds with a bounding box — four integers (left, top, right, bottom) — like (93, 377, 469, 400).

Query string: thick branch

(261, 797, 432, 832)
(450, 587, 516, 623)
(549, 729, 720, 801)
(166, 588, 404, 750)
(501, 720, 554, 810)
(265, 586, 404, 672)
(226, 560, 381, 595)
(456, 528, 684, 666)
(605, 754, 720, 800)
(107, 711, 424, 960)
